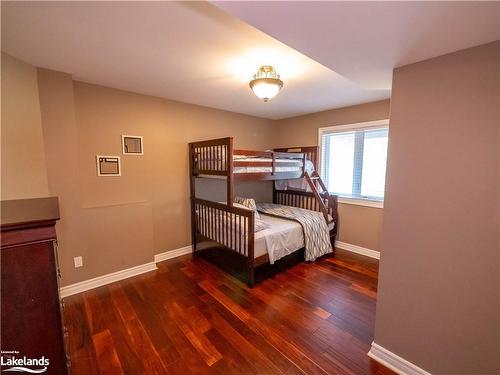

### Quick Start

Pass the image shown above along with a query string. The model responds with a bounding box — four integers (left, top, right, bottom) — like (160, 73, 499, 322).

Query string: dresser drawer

(1, 240, 68, 374)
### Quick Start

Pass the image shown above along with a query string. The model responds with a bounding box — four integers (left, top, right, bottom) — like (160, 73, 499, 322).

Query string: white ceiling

(213, 1, 500, 89)
(3, 2, 498, 120)
(1, 1, 389, 120)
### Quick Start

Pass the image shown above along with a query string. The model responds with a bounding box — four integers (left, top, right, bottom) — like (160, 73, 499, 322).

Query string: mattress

(256, 212, 334, 263)
(196, 206, 333, 264)
(233, 157, 314, 174)
(255, 213, 305, 263)
(197, 152, 315, 175)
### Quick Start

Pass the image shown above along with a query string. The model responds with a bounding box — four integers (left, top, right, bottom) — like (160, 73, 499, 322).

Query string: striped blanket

(256, 203, 333, 261)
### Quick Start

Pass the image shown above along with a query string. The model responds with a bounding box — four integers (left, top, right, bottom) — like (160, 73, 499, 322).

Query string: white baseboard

(60, 261, 157, 298)
(60, 242, 375, 298)
(154, 245, 192, 263)
(60, 245, 193, 298)
(335, 241, 380, 259)
(368, 342, 431, 375)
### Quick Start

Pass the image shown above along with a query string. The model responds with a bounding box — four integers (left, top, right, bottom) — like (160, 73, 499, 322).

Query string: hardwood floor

(63, 249, 395, 375)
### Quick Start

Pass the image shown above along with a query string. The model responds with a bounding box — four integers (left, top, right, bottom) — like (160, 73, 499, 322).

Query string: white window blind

(320, 124, 389, 201)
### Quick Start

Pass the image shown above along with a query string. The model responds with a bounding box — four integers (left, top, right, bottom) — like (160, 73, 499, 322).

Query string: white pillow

(234, 197, 260, 219)
(218, 202, 252, 212)
(215, 202, 264, 232)
(233, 202, 251, 211)
(233, 203, 266, 232)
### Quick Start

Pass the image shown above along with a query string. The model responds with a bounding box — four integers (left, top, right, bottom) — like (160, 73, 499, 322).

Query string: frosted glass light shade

(250, 79, 282, 101)
(249, 66, 283, 102)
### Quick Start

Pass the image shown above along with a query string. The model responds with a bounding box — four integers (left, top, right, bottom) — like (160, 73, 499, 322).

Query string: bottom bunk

(191, 190, 338, 286)
(194, 245, 307, 286)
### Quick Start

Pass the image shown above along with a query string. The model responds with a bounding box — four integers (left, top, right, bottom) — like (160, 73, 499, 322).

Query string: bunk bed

(189, 137, 338, 286)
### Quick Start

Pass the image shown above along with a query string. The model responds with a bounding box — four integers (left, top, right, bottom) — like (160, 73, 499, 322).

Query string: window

(319, 120, 389, 207)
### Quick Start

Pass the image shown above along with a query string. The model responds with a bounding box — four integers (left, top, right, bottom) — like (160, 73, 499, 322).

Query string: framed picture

(96, 155, 121, 176)
(122, 135, 143, 155)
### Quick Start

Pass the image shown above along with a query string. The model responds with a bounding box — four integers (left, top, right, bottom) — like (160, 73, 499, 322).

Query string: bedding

(233, 156, 314, 175)
(196, 207, 299, 260)
(256, 203, 333, 262)
(255, 213, 333, 263)
(274, 178, 311, 192)
(254, 218, 271, 232)
(197, 203, 269, 233)
(196, 147, 301, 163)
(196, 150, 315, 175)
(234, 197, 260, 219)
(254, 214, 304, 263)
(197, 202, 333, 263)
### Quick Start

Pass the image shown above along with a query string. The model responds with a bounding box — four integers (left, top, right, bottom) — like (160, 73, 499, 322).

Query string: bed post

(330, 195, 339, 248)
(227, 137, 234, 206)
(301, 152, 306, 176)
(248, 211, 255, 287)
(189, 143, 197, 253)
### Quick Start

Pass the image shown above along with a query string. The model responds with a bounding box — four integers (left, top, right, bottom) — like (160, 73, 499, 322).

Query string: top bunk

(189, 137, 318, 181)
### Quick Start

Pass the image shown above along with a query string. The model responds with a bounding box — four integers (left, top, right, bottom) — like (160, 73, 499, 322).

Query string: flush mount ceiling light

(249, 65, 284, 102)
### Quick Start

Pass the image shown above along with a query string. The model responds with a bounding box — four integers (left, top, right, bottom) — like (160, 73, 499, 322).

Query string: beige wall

(1, 53, 49, 199)
(274, 100, 390, 251)
(375, 42, 499, 374)
(35, 73, 274, 286)
(1, 54, 389, 284)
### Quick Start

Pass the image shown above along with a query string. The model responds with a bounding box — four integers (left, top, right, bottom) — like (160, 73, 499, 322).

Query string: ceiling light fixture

(249, 65, 283, 102)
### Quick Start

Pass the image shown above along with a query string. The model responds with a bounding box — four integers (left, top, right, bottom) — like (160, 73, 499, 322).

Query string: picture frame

(122, 135, 144, 155)
(96, 155, 121, 176)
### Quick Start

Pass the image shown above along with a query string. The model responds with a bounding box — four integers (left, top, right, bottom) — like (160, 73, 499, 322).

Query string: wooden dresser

(1, 197, 69, 374)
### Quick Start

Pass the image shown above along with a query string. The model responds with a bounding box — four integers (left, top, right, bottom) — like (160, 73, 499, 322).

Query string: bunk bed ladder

(304, 171, 332, 223)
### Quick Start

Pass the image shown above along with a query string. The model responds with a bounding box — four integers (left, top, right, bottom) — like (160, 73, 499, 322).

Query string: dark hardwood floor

(63, 249, 395, 374)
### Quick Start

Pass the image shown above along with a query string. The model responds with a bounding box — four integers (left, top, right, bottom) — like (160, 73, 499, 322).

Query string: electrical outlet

(74, 256, 83, 268)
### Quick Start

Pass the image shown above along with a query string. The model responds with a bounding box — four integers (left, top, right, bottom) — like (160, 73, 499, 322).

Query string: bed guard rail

(192, 198, 255, 260)
(189, 137, 233, 176)
(274, 189, 338, 225)
(189, 137, 309, 177)
(274, 146, 319, 171)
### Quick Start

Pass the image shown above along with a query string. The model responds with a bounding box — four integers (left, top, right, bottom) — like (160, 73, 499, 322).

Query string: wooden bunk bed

(189, 137, 338, 286)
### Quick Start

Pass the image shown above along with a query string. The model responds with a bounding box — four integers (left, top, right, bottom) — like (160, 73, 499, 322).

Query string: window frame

(318, 119, 389, 209)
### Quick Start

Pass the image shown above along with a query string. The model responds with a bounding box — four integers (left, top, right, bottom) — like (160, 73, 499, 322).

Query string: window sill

(337, 197, 384, 209)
